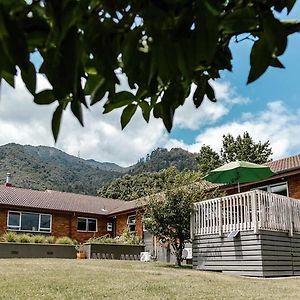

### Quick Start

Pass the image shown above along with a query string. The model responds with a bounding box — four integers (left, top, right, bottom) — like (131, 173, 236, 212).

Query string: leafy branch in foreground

(0, 1, 299, 140)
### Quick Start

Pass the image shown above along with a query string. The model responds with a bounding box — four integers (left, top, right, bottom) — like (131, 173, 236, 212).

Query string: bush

(31, 235, 46, 244)
(17, 234, 31, 243)
(2, 232, 18, 243)
(88, 230, 143, 245)
(88, 236, 118, 244)
(44, 236, 56, 244)
(55, 237, 76, 245)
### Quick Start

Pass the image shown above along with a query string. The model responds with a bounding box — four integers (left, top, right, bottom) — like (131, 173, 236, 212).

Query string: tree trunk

(173, 239, 184, 267)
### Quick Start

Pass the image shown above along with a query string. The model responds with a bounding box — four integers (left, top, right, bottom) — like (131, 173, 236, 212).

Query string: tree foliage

(98, 166, 202, 201)
(144, 183, 223, 266)
(1, 1, 299, 140)
(197, 132, 273, 174)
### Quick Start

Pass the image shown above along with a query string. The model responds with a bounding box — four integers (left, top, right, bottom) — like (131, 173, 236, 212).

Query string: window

(107, 222, 113, 232)
(77, 217, 97, 232)
(7, 211, 52, 233)
(127, 215, 136, 233)
(255, 182, 288, 197)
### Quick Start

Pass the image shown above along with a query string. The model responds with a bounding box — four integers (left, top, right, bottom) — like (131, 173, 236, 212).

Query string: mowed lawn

(0, 259, 300, 300)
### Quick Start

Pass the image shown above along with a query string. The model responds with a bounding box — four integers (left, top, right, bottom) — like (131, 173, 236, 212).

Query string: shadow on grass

(156, 263, 193, 270)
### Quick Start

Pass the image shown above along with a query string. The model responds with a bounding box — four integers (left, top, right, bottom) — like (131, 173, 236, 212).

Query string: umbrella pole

(238, 181, 240, 193)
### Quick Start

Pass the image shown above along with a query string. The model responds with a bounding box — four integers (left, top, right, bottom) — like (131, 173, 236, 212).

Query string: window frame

(7, 211, 52, 233)
(253, 182, 289, 197)
(77, 217, 98, 232)
(127, 215, 136, 233)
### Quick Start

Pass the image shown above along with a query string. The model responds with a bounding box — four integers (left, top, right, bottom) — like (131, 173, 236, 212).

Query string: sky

(1, 5, 300, 167)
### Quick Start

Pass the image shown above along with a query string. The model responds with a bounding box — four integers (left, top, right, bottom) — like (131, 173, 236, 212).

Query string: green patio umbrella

(203, 161, 276, 193)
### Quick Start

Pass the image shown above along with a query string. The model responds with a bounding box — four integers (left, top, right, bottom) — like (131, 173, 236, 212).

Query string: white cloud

(180, 101, 300, 159)
(173, 81, 249, 130)
(0, 76, 250, 166)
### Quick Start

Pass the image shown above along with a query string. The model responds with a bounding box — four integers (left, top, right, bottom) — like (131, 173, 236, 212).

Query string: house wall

(193, 230, 300, 277)
(0, 207, 109, 243)
(223, 173, 300, 200)
(114, 211, 143, 238)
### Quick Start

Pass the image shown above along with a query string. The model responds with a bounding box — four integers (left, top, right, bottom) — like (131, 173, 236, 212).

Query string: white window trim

(127, 215, 136, 233)
(7, 211, 52, 233)
(253, 182, 289, 197)
(77, 217, 98, 232)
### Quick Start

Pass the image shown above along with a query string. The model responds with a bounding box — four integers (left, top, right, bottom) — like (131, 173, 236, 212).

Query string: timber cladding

(193, 230, 300, 277)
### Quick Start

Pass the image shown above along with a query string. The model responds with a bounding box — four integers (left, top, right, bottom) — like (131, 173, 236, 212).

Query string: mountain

(0, 143, 124, 195)
(130, 147, 198, 174)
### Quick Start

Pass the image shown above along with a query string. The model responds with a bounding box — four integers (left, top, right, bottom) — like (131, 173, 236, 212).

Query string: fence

(191, 190, 300, 237)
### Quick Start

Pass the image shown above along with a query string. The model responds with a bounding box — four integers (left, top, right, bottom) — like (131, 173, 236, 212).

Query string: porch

(191, 190, 300, 277)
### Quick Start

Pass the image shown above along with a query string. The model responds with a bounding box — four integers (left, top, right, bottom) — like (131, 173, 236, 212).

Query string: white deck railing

(191, 190, 300, 237)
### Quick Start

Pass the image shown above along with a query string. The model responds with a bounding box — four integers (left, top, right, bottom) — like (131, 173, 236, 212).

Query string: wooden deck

(191, 190, 300, 238)
(191, 190, 300, 277)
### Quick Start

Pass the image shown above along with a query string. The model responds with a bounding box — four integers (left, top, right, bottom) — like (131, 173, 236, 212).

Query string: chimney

(5, 173, 12, 187)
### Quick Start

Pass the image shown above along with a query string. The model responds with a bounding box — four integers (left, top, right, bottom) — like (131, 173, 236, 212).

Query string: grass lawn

(0, 259, 299, 299)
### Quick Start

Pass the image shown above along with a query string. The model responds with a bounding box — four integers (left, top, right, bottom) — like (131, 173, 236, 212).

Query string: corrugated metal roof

(265, 154, 300, 173)
(0, 186, 124, 215)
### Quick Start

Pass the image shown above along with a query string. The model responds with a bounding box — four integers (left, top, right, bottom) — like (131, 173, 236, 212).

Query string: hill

(0, 143, 124, 195)
(130, 148, 197, 174)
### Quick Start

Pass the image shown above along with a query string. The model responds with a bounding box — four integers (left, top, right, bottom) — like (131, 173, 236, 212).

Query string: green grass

(0, 259, 300, 299)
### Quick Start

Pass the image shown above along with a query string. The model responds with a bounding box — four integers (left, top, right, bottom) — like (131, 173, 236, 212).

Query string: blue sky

(0, 5, 300, 166)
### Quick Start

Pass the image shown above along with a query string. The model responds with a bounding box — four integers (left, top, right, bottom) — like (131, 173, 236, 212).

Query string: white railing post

(288, 200, 294, 237)
(251, 191, 258, 234)
(218, 199, 222, 236)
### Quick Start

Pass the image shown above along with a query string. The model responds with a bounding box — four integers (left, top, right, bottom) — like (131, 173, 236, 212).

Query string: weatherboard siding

(193, 230, 300, 277)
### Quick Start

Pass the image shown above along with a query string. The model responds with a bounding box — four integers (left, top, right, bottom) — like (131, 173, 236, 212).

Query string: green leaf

(121, 104, 137, 129)
(103, 91, 135, 114)
(221, 7, 258, 34)
(52, 105, 63, 142)
(1, 70, 14, 88)
(193, 77, 207, 108)
(139, 101, 151, 123)
(71, 100, 83, 126)
(247, 37, 272, 84)
(21, 62, 36, 94)
(206, 83, 216, 102)
(270, 58, 285, 69)
(34, 90, 56, 105)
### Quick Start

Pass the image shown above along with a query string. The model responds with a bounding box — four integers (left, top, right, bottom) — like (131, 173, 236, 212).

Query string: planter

(83, 243, 145, 260)
(76, 251, 86, 259)
(0, 242, 77, 259)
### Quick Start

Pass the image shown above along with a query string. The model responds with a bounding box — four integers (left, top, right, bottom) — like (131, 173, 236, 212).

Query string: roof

(0, 186, 124, 216)
(265, 154, 300, 173)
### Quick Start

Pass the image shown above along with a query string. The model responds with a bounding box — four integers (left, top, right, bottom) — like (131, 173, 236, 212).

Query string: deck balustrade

(191, 190, 300, 238)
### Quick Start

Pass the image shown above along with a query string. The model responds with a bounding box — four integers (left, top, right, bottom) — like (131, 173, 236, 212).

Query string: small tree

(144, 184, 222, 266)
(196, 145, 222, 175)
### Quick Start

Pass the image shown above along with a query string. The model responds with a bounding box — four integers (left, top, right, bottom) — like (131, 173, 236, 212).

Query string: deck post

(288, 200, 294, 237)
(190, 209, 195, 240)
(251, 191, 258, 234)
(218, 199, 222, 236)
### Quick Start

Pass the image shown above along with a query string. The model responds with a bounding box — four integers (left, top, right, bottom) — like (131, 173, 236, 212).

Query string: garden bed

(83, 243, 145, 260)
(0, 242, 76, 259)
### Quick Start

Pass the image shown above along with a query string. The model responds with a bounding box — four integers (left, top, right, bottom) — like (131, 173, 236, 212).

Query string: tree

(144, 183, 223, 266)
(220, 132, 272, 164)
(98, 166, 202, 201)
(1, 1, 300, 140)
(196, 145, 222, 174)
(197, 132, 272, 173)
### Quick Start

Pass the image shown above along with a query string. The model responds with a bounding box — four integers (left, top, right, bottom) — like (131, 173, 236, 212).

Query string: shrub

(31, 235, 46, 244)
(44, 236, 56, 244)
(88, 230, 143, 245)
(17, 234, 31, 243)
(55, 237, 76, 245)
(88, 236, 117, 244)
(2, 232, 18, 243)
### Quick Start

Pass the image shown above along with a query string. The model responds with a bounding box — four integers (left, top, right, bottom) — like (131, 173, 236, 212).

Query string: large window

(127, 215, 136, 233)
(7, 211, 51, 233)
(255, 182, 288, 197)
(77, 217, 97, 232)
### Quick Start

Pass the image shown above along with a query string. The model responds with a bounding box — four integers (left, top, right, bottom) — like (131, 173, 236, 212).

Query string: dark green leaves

(34, 90, 56, 105)
(0, 0, 298, 140)
(248, 14, 288, 84)
(121, 104, 137, 129)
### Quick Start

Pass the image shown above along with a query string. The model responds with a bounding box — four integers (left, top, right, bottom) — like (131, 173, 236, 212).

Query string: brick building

(0, 186, 144, 243)
(1, 153, 300, 245)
